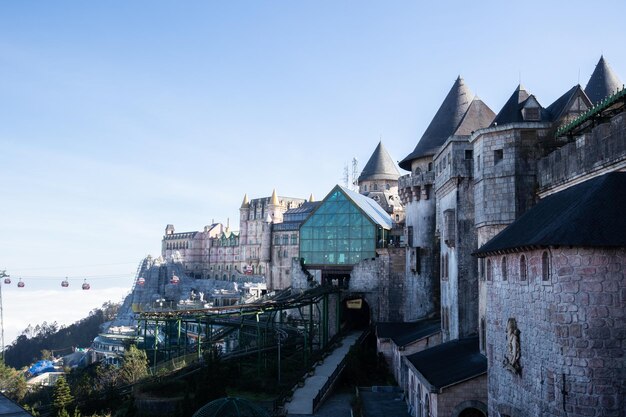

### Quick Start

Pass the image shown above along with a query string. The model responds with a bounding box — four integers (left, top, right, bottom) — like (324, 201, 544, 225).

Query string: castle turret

(584, 55, 623, 104)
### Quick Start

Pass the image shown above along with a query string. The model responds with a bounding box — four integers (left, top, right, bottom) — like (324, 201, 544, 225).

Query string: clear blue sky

(1, 1, 624, 343)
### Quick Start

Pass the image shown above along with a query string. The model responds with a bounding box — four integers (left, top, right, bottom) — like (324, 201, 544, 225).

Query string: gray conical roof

(584, 56, 622, 104)
(492, 84, 530, 125)
(399, 76, 474, 170)
(358, 141, 400, 182)
(453, 97, 495, 136)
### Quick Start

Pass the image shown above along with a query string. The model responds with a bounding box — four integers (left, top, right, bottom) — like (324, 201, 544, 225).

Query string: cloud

(3, 286, 129, 347)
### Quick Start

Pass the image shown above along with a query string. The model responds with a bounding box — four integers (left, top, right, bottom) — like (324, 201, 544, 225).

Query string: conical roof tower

(584, 56, 623, 104)
(399, 76, 474, 170)
(358, 141, 400, 182)
(492, 84, 531, 125)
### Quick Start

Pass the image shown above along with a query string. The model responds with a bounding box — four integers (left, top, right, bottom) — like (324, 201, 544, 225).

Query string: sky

(1, 1, 625, 346)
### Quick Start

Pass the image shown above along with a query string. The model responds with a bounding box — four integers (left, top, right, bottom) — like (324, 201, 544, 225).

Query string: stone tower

(398, 76, 475, 321)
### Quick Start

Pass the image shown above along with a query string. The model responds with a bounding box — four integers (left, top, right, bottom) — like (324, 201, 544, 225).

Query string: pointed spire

(453, 97, 496, 136)
(270, 189, 279, 206)
(358, 141, 400, 182)
(585, 55, 623, 104)
(241, 194, 249, 208)
(491, 84, 531, 125)
(309, 193, 315, 202)
(399, 76, 475, 170)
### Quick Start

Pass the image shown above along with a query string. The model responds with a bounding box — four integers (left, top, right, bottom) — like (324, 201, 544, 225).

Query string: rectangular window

(494, 149, 503, 164)
(465, 150, 473, 160)
(407, 226, 414, 247)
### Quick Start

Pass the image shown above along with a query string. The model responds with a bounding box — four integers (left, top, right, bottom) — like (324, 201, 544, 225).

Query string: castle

(157, 56, 624, 416)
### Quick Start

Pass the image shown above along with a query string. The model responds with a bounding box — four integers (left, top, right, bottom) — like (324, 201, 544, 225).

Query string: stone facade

(485, 247, 625, 417)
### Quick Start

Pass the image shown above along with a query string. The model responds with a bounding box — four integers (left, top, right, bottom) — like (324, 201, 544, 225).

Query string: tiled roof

(376, 319, 441, 347)
(546, 84, 589, 121)
(475, 172, 626, 256)
(585, 56, 623, 104)
(399, 76, 474, 170)
(358, 141, 400, 182)
(406, 336, 486, 390)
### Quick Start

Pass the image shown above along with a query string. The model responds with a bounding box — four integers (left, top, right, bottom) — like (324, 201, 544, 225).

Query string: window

(291, 234, 298, 245)
(428, 162, 433, 171)
(542, 251, 550, 281)
(363, 185, 367, 191)
(478, 258, 484, 281)
(443, 209, 455, 247)
(501, 257, 507, 281)
(480, 317, 486, 352)
(494, 149, 503, 164)
(465, 149, 473, 160)
(523, 107, 540, 121)
(476, 155, 481, 172)
(486, 259, 492, 281)
(407, 226, 414, 247)
(520, 255, 527, 281)
(374, 184, 378, 191)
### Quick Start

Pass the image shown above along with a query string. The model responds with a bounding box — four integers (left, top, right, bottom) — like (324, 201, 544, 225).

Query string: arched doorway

(452, 400, 488, 417)
(459, 408, 486, 417)
(342, 297, 370, 330)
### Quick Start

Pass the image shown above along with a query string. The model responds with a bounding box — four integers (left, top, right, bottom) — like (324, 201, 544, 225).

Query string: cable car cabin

(17, 279, 25, 288)
(82, 279, 90, 290)
(61, 279, 69, 288)
(137, 277, 145, 286)
(170, 275, 180, 284)
(3, 277, 10, 284)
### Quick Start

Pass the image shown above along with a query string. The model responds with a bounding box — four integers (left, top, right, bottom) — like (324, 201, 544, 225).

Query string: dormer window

(523, 107, 540, 121)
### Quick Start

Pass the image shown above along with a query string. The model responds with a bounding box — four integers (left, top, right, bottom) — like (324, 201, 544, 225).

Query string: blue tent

(28, 360, 56, 376)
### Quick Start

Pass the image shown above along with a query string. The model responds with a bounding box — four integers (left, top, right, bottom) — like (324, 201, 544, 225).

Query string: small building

(376, 319, 441, 389)
(404, 337, 487, 417)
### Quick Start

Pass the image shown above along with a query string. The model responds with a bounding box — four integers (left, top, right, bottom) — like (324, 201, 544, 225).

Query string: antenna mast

(351, 157, 359, 191)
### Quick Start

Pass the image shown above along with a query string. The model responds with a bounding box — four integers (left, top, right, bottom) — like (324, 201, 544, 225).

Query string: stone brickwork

(435, 138, 479, 341)
(433, 375, 487, 417)
(539, 112, 626, 196)
(486, 247, 625, 417)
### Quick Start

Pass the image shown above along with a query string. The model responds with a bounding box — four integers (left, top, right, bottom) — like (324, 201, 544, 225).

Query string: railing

(311, 328, 370, 412)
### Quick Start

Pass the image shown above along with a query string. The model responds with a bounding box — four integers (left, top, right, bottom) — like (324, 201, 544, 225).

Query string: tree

(53, 376, 74, 416)
(119, 345, 148, 385)
(0, 361, 27, 401)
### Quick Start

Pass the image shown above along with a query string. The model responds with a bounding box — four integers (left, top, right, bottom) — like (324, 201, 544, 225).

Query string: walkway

(285, 331, 364, 415)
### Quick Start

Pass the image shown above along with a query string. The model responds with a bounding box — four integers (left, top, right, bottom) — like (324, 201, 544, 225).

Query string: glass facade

(300, 189, 378, 266)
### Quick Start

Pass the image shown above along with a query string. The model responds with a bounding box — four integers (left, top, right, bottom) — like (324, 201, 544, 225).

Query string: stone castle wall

(538, 112, 626, 195)
(486, 247, 625, 417)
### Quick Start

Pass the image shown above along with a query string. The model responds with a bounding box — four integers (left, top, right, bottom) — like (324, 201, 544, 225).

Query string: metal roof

(0, 393, 33, 416)
(406, 336, 486, 390)
(358, 141, 400, 182)
(376, 319, 441, 347)
(399, 76, 474, 170)
(585, 55, 623, 104)
(475, 172, 626, 256)
(339, 186, 393, 229)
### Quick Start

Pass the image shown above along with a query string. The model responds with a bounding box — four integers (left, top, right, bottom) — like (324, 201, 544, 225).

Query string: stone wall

(434, 375, 488, 417)
(486, 247, 625, 417)
(538, 112, 626, 195)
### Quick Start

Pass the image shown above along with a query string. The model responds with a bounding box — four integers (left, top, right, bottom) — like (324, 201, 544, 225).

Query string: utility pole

(0, 270, 7, 363)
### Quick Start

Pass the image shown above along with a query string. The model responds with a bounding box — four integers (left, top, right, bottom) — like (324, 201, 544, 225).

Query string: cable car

(82, 279, 90, 290)
(61, 278, 69, 288)
(3, 276, 10, 284)
(17, 278, 25, 288)
(170, 275, 180, 284)
(137, 277, 145, 286)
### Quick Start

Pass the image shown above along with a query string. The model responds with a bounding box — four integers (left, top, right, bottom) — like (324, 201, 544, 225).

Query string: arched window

(501, 257, 507, 281)
(486, 259, 492, 281)
(520, 255, 527, 281)
(542, 251, 550, 281)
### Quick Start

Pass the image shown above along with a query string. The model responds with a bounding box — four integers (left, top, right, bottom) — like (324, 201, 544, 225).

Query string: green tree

(53, 376, 74, 416)
(0, 361, 27, 401)
(119, 345, 148, 385)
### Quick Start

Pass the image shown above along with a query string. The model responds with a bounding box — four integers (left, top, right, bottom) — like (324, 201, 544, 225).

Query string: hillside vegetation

(4, 302, 119, 369)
